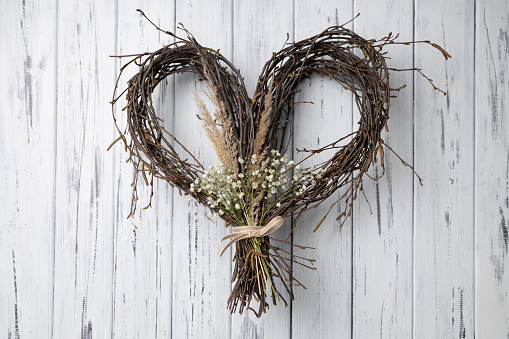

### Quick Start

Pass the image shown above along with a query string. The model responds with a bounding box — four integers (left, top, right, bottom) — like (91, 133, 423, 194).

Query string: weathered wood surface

(231, 1, 293, 337)
(352, 1, 414, 338)
(475, 0, 509, 338)
(414, 1, 476, 338)
(292, 1, 353, 338)
(0, 0, 508, 337)
(113, 2, 174, 338)
(0, 1, 57, 338)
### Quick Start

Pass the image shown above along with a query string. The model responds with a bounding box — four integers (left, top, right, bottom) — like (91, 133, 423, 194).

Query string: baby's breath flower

(194, 149, 315, 222)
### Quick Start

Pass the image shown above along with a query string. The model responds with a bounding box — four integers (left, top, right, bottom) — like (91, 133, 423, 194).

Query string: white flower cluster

(190, 150, 323, 224)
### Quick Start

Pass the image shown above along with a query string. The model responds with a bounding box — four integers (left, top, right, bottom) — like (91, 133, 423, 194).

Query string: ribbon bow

(218, 216, 284, 256)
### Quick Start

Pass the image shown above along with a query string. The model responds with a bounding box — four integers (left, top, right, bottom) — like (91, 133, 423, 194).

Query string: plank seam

(351, 1, 355, 338)
(290, 1, 295, 338)
(51, 0, 59, 337)
(411, 0, 416, 337)
(171, 1, 177, 337)
(472, 0, 477, 337)
(229, 1, 234, 337)
(110, 0, 119, 337)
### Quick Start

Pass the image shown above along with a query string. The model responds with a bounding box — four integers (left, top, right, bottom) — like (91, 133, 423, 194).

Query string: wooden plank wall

(1, 0, 508, 338)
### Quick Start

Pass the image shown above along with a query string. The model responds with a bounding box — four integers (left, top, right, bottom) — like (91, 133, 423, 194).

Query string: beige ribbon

(218, 216, 284, 257)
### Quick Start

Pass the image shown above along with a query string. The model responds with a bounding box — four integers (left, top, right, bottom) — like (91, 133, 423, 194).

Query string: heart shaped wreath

(111, 10, 449, 317)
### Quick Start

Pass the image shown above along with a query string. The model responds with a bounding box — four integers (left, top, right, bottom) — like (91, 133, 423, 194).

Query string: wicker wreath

(111, 10, 449, 317)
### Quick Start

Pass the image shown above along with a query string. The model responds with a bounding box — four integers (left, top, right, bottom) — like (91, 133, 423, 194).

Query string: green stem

(250, 237, 281, 305)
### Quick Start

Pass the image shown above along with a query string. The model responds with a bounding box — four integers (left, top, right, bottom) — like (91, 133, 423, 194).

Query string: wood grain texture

(112, 3, 175, 339)
(292, 2, 353, 338)
(1, 0, 509, 337)
(475, 0, 509, 337)
(0, 0, 57, 337)
(414, 0, 475, 337)
(231, 1, 293, 337)
(53, 0, 116, 337)
(352, 1, 414, 338)
(171, 1, 233, 337)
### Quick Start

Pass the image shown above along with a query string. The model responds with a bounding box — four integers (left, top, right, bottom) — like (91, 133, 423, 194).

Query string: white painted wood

(231, 1, 293, 337)
(171, 1, 233, 337)
(52, 0, 116, 337)
(352, 2, 414, 338)
(475, 0, 509, 337)
(0, 0, 57, 338)
(414, 0, 475, 338)
(112, 3, 175, 339)
(2, 0, 509, 337)
(292, 2, 353, 338)
(152, 89, 175, 339)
